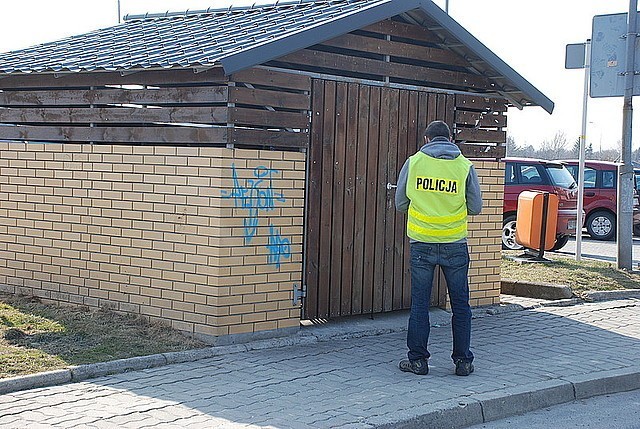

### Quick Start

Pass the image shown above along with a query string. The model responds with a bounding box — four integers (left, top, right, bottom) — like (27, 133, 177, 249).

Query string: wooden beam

(456, 128, 506, 144)
(229, 128, 309, 148)
(455, 110, 507, 128)
(0, 68, 228, 89)
(277, 49, 493, 90)
(458, 143, 506, 159)
(456, 94, 508, 112)
(322, 33, 469, 67)
(230, 68, 311, 91)
(0, 124, 228, 144)
(230, 108, 310, 129)
(362, 20, 442, 44)
(0, 86, 228, 106)
(0, 106, 228, 124)
(229, 86, 310, 110)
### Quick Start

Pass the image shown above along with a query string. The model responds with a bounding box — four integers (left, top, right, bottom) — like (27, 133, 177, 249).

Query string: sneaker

(455, 360, 474, 376)
(399, 358, 429, 375)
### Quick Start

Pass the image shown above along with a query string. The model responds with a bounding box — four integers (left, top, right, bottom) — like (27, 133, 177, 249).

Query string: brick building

(0, 0, 552, 343)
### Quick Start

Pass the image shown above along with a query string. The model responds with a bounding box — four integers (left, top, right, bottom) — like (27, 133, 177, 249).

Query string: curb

(502, 279, 640, 305)
(501, 279, 573, 300)
(0, 369, 72, 395)
(377, 367, 640, 429)
(581, 289, 640, 302)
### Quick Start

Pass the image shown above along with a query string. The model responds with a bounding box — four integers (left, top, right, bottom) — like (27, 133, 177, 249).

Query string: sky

(0, 0, 638, 152)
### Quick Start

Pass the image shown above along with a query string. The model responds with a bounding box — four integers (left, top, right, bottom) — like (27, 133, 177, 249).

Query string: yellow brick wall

(0, 143, 305, 340)
(467, 160, 503, 307)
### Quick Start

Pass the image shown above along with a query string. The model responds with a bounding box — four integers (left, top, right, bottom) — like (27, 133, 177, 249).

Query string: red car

(503, 157, 579, 251)
(561, 160, 640, 240)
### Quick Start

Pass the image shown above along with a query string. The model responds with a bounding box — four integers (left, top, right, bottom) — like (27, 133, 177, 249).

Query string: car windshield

(546, 165, 576, 189)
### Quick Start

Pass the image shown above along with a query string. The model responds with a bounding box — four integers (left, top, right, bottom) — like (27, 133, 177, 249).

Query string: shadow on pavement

(3, 300, 637, 428)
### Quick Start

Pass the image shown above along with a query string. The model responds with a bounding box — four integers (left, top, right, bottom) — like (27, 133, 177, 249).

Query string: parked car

(561, 160, 640, 239)
(503, 157, 579, 251)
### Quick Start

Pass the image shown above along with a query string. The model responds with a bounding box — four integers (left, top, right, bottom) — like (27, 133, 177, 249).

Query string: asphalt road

(553, 234, 640, 267)
(466, 388, 640, 429)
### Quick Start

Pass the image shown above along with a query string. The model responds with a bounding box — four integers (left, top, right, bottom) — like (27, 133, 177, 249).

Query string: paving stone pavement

(1, 299, 639, 428)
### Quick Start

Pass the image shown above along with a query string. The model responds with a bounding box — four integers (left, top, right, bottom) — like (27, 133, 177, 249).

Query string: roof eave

(416, 0, 554, 114)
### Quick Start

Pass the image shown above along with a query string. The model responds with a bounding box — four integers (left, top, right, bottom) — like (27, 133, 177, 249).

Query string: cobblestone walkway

(0, 299, 639, 428)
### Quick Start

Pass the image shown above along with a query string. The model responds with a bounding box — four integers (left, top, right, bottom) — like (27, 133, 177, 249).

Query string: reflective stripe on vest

(405, 152, 472, 243)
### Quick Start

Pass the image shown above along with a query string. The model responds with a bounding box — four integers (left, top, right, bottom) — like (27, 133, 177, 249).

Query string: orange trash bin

(515, 191, 559, 251)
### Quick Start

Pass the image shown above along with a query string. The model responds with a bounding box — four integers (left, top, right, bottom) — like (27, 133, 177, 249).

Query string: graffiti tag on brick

(221, 164, 285, 244)
(221, 163, 291, 268)
(266, 225, 291, 269)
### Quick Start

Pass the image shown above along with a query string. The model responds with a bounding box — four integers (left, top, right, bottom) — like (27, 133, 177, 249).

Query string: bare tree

(598, 148, 621, 162)
(539, 131, 568, 160)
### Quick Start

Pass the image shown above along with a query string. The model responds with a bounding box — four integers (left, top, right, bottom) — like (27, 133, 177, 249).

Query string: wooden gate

(304, 79, 454, 320)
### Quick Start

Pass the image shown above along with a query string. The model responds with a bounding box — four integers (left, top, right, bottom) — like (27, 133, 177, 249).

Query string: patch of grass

(0, 293, 206, 379)
(501, 251, 640, 294)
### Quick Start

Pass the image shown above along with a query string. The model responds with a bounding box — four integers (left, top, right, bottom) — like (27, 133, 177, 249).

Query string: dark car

(503, 157, 579, 251)
(561, 160, 640, 239)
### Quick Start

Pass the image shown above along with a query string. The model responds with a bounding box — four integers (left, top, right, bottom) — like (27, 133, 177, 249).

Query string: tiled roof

(0, 0, 379, 73)
(0, 0, 554, 113)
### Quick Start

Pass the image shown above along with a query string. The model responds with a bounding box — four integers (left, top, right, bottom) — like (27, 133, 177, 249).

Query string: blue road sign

(566, 43, 586, 69)
(591, 12, 640, 97)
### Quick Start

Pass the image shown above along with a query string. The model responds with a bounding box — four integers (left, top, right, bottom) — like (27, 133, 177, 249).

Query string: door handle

(585, 191, 596, 197)
(386, 183, 397, 190)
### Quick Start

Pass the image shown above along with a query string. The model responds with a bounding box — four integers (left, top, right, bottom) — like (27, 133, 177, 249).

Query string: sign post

(590, 2, 638, 270)
(618, 0, 637, 271)
(565, 41, 591, 261)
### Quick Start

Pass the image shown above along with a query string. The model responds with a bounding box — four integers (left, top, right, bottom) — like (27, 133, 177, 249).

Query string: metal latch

(386, 183, 397, 190)
(292, 284, 306, 306)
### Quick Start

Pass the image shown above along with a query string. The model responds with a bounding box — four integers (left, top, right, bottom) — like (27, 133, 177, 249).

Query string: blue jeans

(407, 241, 474, 363)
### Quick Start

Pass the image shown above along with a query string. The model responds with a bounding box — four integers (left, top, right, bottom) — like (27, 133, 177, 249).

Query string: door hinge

(293, 284, 307, 306)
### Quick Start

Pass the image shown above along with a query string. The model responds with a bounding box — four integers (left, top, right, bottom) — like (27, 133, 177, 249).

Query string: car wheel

(502, 215, 523, 250)
(586, 210, 616, 241)
(550, 235, 570, 251)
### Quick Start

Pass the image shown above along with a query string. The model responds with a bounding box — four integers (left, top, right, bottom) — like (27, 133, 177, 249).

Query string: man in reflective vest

(395, 120, 483, 376)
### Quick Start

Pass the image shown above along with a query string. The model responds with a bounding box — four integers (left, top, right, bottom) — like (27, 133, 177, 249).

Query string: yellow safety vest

(406, 152, 472, 243)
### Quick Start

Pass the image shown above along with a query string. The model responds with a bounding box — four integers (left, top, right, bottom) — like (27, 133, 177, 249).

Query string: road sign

(565, 43, 586, 69)
(590, 12, 640, 97)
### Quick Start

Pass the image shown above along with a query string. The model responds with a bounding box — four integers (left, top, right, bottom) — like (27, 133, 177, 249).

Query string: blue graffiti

(220, 163, 293, 269)
(266, 225, 291, 269)
(221, 164, 286, 244)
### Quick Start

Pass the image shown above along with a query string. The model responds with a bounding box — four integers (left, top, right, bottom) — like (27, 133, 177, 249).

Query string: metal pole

(618, 0, 637, 270)
(118, 0, 121, 23)
(445, 0, 449, 13)
(538, 192, 550, 260)
(576, 39, 591, 262)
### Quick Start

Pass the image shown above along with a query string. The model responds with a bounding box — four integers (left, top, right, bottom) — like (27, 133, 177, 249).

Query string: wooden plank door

(304, 79, 453, 320)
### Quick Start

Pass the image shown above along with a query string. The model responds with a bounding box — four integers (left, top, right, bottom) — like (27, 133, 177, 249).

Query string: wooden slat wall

(0, 70, 230, 146)
(229, 68, 311, 149)
(0, 67, 313, 149)
(269, 18, 494, 94)
(454, 94, 508, 160)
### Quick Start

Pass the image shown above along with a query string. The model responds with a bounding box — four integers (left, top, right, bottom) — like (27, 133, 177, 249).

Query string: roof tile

(0, 0, 377, 73)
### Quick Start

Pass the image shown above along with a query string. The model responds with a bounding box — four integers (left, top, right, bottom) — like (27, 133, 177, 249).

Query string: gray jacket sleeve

(466, 165, 483, 215)
(395, 159, 410, 213)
